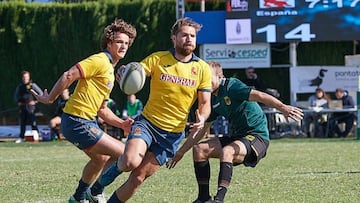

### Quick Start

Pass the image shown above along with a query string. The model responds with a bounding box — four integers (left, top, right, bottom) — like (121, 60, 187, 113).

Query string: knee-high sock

(215, 162, 233, 202)
(73, 179, 90, 201)
(108, 192, 125, 203)
(194, 161, 211, 201)
(91, 161, 123, 195)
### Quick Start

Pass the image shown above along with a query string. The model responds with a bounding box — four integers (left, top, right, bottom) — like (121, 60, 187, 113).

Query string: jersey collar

(104, 50, 114, 64)
(169, 48, 200, 62)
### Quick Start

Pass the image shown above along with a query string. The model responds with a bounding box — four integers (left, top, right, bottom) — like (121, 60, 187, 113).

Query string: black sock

(90, 181, 104, 196)
(108, 192, 125, 203)
(73, 179, 90, 201)
(194, 161, 211, 201)
(215, 162, 233, 201)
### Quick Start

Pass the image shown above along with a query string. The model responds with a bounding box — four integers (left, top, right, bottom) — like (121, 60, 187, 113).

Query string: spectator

(329, 88, 356, 138)
(49, 88, 70, 140)
(121, 94, 143, 119)
(303, 87, 330, 137)
(107, 98, 121, 117)
(243, 66, 266, 92)
(14, 70, 43, 143)
(243, 67, 280, 99)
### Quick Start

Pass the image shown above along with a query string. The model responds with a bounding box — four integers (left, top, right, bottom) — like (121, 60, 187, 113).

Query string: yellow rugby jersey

(140, 50, 212, 132)
(63, 52, 114, 120)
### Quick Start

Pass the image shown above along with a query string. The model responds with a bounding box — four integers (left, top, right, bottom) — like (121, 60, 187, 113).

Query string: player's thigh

(120, 138, 148, 169)
(193, 137, 222, 160)
(222, 140, 247, 163)
(90, 133, 125, 158)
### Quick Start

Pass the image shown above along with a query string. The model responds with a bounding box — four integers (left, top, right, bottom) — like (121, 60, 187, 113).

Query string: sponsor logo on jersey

(191, 67, 197, 75)
(224, 96, 232, 105)
(163, 65, 172, 68)
(160, 73, 196, 87)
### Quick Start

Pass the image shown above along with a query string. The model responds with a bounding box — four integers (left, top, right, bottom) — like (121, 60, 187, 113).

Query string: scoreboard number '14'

(256, 23, 316, 42)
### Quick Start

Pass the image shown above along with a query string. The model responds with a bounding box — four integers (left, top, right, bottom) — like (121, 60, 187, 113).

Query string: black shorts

(219, 135, 269, 167)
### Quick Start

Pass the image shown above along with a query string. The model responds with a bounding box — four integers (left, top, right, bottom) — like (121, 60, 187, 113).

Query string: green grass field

(1, 138, 359, 203)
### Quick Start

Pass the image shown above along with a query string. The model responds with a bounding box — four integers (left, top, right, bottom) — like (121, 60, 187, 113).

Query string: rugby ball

(118, 62, 146, 95)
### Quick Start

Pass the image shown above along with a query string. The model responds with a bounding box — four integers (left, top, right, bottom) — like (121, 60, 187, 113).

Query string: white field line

(272, 171, 360, 178)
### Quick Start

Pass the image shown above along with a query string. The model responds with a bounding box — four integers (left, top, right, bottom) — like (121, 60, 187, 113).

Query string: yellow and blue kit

(63, 52, 114, 120)
(140, 49, 212, 133)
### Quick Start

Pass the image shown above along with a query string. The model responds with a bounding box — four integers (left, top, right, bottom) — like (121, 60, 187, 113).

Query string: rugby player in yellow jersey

(91, 17, 212, 203)
(31, 19, 136, 203)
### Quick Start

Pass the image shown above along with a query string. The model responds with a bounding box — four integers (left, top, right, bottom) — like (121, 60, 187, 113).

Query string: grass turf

(0, 137, 359, 203)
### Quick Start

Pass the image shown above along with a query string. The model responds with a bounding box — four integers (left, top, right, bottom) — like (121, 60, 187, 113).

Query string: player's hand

(121, 117, 134, 134)
(283, 105, 304, 122)
(31, 89, 51, 104)
(188, 109, 205, 137)
(166, 151, 185, 169)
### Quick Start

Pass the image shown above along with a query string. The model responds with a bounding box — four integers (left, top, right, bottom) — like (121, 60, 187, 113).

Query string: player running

(88, 17, 212, 203)
(31, 19, 136, 203)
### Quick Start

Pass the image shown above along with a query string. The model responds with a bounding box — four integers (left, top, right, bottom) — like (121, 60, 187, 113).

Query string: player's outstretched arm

(166, 111, 212, 169)
(30, 83, 44, 96)
(31, 65, 81, 104)
(249, 89, 304, 122)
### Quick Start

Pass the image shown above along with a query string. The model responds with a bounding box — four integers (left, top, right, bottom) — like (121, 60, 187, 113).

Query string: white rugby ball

(118, 62, 146, 95)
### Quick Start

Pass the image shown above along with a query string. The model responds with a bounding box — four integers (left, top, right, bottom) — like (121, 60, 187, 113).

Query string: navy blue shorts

(61, 113, 104, 150)
(127, 115, 185, 166)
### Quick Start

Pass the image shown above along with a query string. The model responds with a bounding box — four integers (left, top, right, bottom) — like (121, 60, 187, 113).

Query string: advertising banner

(290, 66, 360, 93)
(201, 43, 271, 68)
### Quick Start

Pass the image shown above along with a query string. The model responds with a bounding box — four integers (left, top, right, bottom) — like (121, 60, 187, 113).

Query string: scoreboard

(225, 0, 360, 43)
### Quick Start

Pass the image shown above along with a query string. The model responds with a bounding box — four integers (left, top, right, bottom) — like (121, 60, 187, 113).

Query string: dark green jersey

(209, 78, 269, 141)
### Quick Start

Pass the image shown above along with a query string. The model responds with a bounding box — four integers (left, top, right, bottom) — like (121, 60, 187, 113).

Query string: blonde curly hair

(100, 19, 137, 50)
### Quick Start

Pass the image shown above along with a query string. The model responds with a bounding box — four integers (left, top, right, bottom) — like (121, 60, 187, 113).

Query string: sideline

(0, 125, 48, 141)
